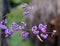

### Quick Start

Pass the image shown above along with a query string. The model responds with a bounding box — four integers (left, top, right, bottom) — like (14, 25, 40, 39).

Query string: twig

(51, 30, 56, 37)
(36, 35, 43, 42)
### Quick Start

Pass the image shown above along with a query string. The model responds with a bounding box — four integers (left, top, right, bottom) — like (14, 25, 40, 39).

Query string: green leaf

(11, 0, 32, 4)
(11, 0, 22, 4)
(22, 0, 32, 4)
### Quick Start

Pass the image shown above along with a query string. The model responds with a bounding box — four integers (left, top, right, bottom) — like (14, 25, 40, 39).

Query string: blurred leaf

(11, 0, 32, 4)
(11, 0, 22, 4)
(22, 0, 32, 4)
(6, 5, 24, 27)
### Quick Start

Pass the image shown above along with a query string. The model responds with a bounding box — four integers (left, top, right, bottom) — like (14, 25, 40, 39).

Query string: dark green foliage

(10, 0, 32, 4)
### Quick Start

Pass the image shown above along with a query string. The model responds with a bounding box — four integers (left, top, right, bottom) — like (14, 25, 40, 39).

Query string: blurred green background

(6, 0, 34, 46)
(10, 0, 31, 4)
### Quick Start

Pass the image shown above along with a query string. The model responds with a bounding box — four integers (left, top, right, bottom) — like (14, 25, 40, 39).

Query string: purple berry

(0, 24, 7, 30)
(38, 24, 47, 32)
(23, 11, 30, 15)
(5, 27, 14, 35)
(41, 34, 48, 39)
(22, 3, 28, 8)
(32, 26, 39, 35)
(32, 26, 37, 31)
(5, 29, 9, 34)
(16, 25, 23, 31)
(32, 31, 39, 35)
(21, 32, 29, 38)
(12, 22, 17, 27)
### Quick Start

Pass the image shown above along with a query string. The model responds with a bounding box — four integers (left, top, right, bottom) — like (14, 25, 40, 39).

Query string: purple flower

(23, 11, 30, 15)
(32, 26, 37, 31)
(16, 25, 23, 31)
(41, 34, 48, 39)
(38, 24, 47, 32)
(0, 24, 7, 30)
(32, 26, 39, 34)
(22, 3, 28, 8)
(32, 31, 39, 35)
(19, 26, 23, 30)
(12, 22, 17, 27)
(21, 26, 24, 30)
(5, 29, 9, 34)
(5, 28, 14, 35)
(0, 21, 7, 29)
(8, 29, 14, 35)
(21, 32, 29, 38)
(10, 26, 14, 32)
(0, 21, 3, 24)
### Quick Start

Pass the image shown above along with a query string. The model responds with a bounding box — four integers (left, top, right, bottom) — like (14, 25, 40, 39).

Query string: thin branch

(36, 35, 43, 42)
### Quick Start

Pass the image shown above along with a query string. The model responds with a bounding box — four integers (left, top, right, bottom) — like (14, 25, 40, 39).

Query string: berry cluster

(0, 20, 29, 38)
(22, 3, 32, 16)
(0, 4, 49, 42)
(32, 24, 48, 39)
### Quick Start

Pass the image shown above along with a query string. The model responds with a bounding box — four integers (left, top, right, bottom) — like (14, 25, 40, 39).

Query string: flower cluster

(0, 19, 48, 39)
(0, 3, 51, 42)
(0, 21, 7, 30)
(22, 3, 32, 16)
(31, 24, 48, 39)
(5, 28, 14, 37)
(32, 26, 39, 35)
(38, 24, 47, 33)
(21, 31, 29, 38)
(41, 34, 48, 39)
(22, 4, 48, 40)
(0, 21, 29, 38)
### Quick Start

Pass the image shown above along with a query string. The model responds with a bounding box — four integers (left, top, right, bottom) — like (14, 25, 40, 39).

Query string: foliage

(10, 0, 32, 4)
